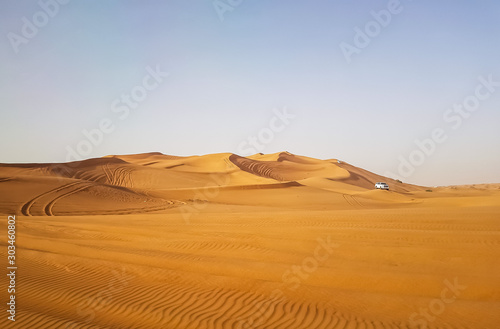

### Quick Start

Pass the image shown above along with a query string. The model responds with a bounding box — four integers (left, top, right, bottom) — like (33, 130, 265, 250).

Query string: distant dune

(0, 151, 432, 216)
(1, 152, 499, 329)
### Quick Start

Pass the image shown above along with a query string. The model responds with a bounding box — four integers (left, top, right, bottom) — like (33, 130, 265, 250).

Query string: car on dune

(375, 182, 389, 190)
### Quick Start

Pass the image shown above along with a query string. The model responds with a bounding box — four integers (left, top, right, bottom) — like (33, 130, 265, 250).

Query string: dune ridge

(0, 151, 430, 216)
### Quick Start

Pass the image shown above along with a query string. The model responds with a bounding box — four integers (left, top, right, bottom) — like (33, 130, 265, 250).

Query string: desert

(3, 0, 500, 328)
(1, 151, 499, 328)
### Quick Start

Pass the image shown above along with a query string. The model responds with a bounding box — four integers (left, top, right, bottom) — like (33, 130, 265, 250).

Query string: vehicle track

(43, 184, 92, 216)
(54, 200, 183, 216)
(342, 194, 364, 208)
(20, 181, 84, 216)
(103, 163, 134, 187)
(351, 195, 365, 207)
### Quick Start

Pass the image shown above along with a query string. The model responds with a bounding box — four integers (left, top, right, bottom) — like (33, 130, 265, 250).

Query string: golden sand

(1, 152, 499, 328)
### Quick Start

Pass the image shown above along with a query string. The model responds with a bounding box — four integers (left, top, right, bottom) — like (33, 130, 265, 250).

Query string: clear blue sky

(1, 0, 499, 186)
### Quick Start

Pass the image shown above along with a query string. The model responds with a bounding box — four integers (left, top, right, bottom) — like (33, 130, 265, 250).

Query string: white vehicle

(375, 182, 389, 190)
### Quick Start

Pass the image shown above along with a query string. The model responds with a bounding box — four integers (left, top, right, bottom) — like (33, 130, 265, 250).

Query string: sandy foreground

(0, 152, 499, 329)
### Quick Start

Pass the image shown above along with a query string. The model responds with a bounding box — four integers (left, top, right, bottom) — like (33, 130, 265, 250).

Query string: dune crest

(2, 152, 497, 216)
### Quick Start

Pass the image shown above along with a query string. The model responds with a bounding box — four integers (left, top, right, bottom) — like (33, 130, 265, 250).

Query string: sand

(0, 152, 499, 328)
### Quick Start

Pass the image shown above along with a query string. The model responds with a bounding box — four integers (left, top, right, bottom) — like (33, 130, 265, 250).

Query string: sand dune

(1, 151, 428, 215)
(1, 152, 499, 328)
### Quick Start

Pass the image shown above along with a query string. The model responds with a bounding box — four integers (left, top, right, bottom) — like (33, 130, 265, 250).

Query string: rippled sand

(1, 152, 499, 328)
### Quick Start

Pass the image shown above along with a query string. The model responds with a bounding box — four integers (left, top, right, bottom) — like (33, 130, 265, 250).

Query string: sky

(1, 0, 499, 186)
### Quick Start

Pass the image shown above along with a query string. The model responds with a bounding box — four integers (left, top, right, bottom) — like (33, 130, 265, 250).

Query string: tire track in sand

(44, 184, 92, 216)
(103, 163, 134, 187)
(342, 194, 365, 208)
(20, 181, 84, 216)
